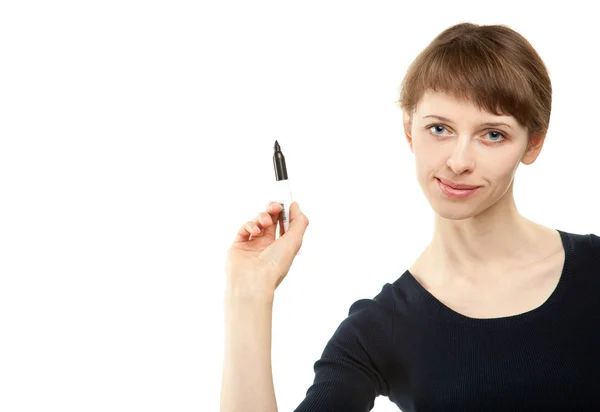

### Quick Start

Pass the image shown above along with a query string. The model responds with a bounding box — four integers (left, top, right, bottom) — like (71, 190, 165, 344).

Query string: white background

(1, 1, 599, 411)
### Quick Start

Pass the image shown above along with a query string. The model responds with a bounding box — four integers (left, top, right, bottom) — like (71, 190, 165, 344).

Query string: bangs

(410, 39, 534, 126)
(399, 24, 552, 140)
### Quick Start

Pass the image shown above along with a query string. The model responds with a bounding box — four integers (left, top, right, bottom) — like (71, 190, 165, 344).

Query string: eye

(426, 123, 507, 144)
(485, 130, 506, 143)
(428, 124, 449, 135)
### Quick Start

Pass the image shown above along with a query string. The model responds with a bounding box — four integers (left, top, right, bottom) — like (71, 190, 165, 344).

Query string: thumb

(260, 202, 309, 268)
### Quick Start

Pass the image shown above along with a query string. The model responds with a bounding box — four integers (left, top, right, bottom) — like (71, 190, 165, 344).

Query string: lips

(437, 178, 480, 199)
(436, 178, 480, 190)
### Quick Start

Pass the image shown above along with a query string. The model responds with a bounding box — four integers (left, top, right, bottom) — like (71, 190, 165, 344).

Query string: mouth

(436, 178, 480, 198)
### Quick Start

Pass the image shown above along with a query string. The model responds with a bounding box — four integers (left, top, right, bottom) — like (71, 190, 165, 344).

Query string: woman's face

(404, 90, 544, 220)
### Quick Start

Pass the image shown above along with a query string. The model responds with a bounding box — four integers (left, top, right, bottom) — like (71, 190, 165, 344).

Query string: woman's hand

(225, 201, 309, 298)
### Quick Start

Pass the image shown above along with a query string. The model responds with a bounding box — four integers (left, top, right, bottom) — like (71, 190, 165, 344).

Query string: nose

(446, 137, 475, 174)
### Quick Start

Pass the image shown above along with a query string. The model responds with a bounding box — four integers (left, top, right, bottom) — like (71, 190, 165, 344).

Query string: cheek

(486, 153, 522, 182)
(414, 154, 441, 189)
(413, 136, 437, 167)
(414, 145, 446, 179)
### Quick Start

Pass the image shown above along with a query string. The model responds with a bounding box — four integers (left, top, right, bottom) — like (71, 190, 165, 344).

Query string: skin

(220, 89, 561, 410)
(221, 201, 308, 412)
(403, 90, 561, 289)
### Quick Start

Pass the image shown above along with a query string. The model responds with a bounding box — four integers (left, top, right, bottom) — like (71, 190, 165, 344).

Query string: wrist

(225, 279, 275, 305)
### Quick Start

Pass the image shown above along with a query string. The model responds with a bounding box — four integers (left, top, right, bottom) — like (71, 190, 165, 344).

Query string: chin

(432, 207, 479, 221)
(426, 194, 484, 221)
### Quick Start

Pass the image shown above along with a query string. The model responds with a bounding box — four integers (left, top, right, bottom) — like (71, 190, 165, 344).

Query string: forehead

(416, 90, 517, 125)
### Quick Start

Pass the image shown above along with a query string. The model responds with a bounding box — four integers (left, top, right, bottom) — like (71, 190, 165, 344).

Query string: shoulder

(590, 233, 600, 254)
(349, 283, 396, 314)
(343, 278, 416, 340)
(560, 230, 599, 252)
(344, 284, 396, 334)
(559, 230, 600, 269)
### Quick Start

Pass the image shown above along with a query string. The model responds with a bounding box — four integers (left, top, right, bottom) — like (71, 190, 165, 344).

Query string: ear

(521, 133, 546, 165)
(403, 111, 414, 153)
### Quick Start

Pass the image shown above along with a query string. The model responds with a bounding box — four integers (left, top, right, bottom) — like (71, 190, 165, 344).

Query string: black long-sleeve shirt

(294, 230, 600, 411)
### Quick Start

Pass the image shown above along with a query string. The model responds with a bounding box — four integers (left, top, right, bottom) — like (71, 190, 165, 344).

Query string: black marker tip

(273, 139, 287, 180)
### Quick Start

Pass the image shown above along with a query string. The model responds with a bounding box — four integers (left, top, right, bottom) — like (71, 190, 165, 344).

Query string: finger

(260, 202, 309, 266)
(262, 202, 282, 239)
(232, 202, 281, 244)
(250, 211, 273, 238)
(232, 220, 261, 243)
(265, 200, 282, 212)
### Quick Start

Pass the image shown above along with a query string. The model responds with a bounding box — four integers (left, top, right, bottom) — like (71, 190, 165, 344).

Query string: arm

(294, 290, 394, 412)
(220, 289, 278, 412)
(220, 284, 395, 412)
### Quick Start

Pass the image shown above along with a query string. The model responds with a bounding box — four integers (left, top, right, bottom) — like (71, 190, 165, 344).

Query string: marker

(273, 140, 292, 236)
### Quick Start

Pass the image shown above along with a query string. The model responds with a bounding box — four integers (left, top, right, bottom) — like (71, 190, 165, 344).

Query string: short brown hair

(397, 23, 552, 142)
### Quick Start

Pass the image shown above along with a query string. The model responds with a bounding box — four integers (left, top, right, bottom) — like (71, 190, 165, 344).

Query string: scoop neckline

(401, 229, 574, 327)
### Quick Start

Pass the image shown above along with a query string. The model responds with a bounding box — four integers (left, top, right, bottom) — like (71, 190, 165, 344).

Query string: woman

(220, 22, 600, 411)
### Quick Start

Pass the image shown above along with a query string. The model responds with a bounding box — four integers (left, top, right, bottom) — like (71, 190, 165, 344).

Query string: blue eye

(486, 131, 504, 142)
(427, 124, 506, 144)
(429, 125, 447, 135)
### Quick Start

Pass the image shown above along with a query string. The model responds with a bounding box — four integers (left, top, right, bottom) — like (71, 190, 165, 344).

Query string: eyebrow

(423, 115, 514, 130)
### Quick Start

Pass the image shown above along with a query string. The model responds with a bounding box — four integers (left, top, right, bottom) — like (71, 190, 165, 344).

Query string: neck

(425, 191, 550, 281)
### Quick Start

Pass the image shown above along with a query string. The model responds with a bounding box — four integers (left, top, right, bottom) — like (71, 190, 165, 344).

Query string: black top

(294, 230, 600, 411)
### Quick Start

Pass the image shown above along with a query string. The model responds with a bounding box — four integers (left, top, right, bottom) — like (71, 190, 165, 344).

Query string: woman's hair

(397, 23, 552, 142)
